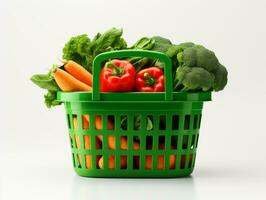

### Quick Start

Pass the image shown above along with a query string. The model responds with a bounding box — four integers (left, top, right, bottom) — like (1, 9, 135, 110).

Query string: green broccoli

(173, 43, 227, 92)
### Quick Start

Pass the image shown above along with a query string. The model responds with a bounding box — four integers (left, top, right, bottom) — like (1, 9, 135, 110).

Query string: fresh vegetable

(128, 36, 172, 72)
(121, 115, 153, 131)
(64, 60, 93, 86)
(172, 43, 228, 91)
(62, 28, 127, 73)
(52, 68, 92, 92)
(100, 59, 136, 92)
(98, 155, 127, 169)
(135, 67, 165, 92)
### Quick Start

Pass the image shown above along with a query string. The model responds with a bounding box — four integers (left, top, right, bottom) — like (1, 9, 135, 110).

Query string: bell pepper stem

(144, 73, 156, 87)
(106, 62, 124, 77)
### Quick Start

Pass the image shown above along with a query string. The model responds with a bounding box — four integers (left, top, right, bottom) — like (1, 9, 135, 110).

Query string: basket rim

(57, 91, 211, 102)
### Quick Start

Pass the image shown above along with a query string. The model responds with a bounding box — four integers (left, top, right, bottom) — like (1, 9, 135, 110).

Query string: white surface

(1, 0, 266, 199)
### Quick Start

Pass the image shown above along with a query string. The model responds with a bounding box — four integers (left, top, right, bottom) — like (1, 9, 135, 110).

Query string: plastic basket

(57, 50, 211, 177)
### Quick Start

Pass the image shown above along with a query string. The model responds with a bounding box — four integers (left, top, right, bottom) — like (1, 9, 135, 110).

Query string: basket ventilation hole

(188, 154, 193, 168)
(159, 115, 166, 130)
(75, 134, 80, 149)
(184, 115, 190, 130)
(121, 115, 128, 130)
(121, 136, 127, 150)
(133, 156, 140, 170)
(69, 135, 73, 148)
(157, 155, 165, 170)
(158, 136, 165, 149)
(134, 115, 141, 130)
(82, 115, 90, 129)
(95, 115, 102, 130)
(193, 115, 198, 129)
(180, 155, 186, 169)
(107, 115, 115, 130)
(172, 115, 179, 130)
(190, 135, 196, 149)
(120, 156, 127, 169)
(145, 156, 152, 170)
(84, 135, 90, 150)
(171, 135, 178, 149)
(96, 155, 102, 169)
(182, 135, 189, 149)
(133, 136, 140, 150)
(96, 136, 102, 149)
(109, 155, 115, 169)
(169, 155, 176, 170)
(85, 155, 92, 169)
(72, 114, 78, 129)
(76, 154, 82, 168)
(146, 136, 153, 150)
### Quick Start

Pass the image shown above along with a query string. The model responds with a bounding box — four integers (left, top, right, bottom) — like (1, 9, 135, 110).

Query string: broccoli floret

(173, 43, 227, 92)
(213, 64, 228, 91)
(175, 66, 214, 91)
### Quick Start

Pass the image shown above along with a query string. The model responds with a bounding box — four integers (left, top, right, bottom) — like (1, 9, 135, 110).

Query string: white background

(1, 0, 266, 199)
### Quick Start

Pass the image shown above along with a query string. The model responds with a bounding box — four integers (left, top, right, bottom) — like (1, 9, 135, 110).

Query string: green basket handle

(92, 50, 173, 101)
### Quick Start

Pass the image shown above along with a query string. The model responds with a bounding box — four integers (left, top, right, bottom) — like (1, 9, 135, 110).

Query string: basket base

(73, 167, 194, 178)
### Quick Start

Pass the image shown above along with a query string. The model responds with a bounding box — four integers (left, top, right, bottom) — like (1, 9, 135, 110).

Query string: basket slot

(134, 115, 142, 130)
(147, 115, 154, 131)
(133, 136, 140, 150)
(133, 155, 140, 170)
(94, 115, 102, 130)
(107, 115, 115, 130)
(152, 115, 160, 131)
(85, 155, 92, 169)
(169, 155, 177, 170)
(159, 115, 166, 130)
(190, 134, 196, 149)
(171, 135, 178, 149)
(96, 155, 102, 169)
(182, 135, 189, 149)
(158, 135, 165, 150)
(157, 155, 165, 170)
(69, 134, 74, 148)
(72, 153, 75, 168)
(146, 136, 153, 150)
(184, 115, 190, 130)
(82, 114, 90, 130)
(120, 115, 127, 131)
(172, 115, 179, 130)
(120, 155, 127, 169)
(195, 134, 200, 148)
(120, 136, 128, 150)
(145, 155, 153, 170)
(193, 115, 198, 130)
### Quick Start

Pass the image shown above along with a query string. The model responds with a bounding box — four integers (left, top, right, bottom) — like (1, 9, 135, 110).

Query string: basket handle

(92, 50, 173, 101)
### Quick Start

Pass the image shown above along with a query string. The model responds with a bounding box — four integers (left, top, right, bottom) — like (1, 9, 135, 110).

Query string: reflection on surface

(71, 175, 196, 200)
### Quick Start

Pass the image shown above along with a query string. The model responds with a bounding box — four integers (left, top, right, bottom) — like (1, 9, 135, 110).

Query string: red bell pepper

(100, 59, 135, 92)
(135, 67, 165, 92)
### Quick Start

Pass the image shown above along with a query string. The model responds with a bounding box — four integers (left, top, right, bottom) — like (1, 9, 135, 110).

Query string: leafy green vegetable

(44, 90, 61, 108)
(30, 74, 60, 91)
(62, 28, 127, 72)
(121, 116, 153, 130)
(128, 36, 173, 72)
(173, 43, 228, 92)
(62, 34, 93, 71)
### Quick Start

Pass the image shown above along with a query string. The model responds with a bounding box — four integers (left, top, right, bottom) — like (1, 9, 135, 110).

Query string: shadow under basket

(57, 91, 211, 178)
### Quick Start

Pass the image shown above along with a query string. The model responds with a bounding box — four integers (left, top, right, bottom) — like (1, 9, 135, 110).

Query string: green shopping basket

(57, 50, 211, 177)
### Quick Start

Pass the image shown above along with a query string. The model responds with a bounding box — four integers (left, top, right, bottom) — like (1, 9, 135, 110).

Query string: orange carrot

(73, 117, 101, 149)
(98, 155, 127, 169)
(64, 60, 92, 86)
(53, 68, 92, 92)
